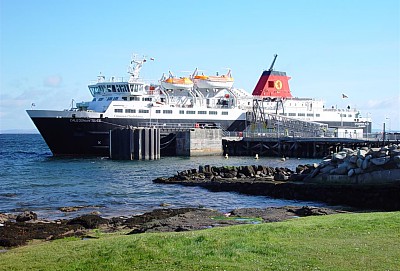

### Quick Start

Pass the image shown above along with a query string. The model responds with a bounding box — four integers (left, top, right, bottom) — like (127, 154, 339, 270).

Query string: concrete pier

(110, 128, 160, 160)
(176, 128, 223, 156)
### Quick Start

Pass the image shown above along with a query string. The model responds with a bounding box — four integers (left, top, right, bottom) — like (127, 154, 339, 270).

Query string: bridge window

(107, 97, 113, 101)
(98, 98, 104, 101)
(113, 97, 119, 100)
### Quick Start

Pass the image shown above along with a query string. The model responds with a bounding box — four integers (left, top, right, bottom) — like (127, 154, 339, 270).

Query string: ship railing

(138, 122, 222, 131)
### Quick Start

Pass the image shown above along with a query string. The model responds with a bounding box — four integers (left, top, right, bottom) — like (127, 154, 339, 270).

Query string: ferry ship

(27, 54, 371, 156)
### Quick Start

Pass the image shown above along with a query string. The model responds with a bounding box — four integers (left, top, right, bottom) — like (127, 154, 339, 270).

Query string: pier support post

(110, 128, 160, 160)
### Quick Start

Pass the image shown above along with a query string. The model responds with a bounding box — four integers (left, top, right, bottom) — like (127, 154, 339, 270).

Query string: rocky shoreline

(2, 145, 399, 249)
(0, 206, 345, 248)
(154, 145, 400, 211)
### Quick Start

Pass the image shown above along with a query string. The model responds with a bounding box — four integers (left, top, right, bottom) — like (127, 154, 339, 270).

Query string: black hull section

(30, 117, 246, 156)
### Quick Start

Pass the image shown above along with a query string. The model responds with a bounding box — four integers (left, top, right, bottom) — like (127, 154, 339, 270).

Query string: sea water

(0, 134, 324, 219)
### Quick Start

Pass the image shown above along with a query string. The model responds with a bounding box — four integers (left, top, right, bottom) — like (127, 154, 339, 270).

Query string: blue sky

(1, 0, 399, 132)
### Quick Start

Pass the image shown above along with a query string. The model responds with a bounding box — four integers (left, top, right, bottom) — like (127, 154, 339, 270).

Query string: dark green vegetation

(1, 212, 399, 271)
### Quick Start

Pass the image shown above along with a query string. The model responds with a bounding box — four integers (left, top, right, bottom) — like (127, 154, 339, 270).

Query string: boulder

(357, 149, 368, 158)
(16, 211, 37, 222)
(371, 156, 390, 166)
(67, 214, 108, 229)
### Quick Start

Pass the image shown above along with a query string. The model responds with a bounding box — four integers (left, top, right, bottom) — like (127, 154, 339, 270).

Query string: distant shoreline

(0, 130, 39, 134)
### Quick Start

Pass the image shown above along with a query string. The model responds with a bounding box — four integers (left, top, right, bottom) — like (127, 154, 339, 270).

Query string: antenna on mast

(268, 54, 278, 71)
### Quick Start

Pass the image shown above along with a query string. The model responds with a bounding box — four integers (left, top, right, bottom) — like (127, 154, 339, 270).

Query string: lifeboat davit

(193, 70, 234, 89)
(161, 75, 194, 90)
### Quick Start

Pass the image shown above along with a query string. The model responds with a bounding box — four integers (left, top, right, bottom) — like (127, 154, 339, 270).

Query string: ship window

(130, 96, 140, 101)
(307, 113, 314, 117)
(316, 114, 320, 117)
(268, 81, 274, 88)
(156, 110, 161, 114)
(222, 111, 228, 115)
(139, 109, 149, 113)
(92, 98, 96, 101)
(198, 111, 207, 114)
(348, 114, 352, 117)
(342, 114, 347, 117)
(112, 85, 116, 92)
(163, 110, 173, 114)
(143, 97, 152, 101)
(179, 110, 184, 114)
(298, 113, 305, 116)
(107, 97, 113, 101)
(122, 97, 127, 101)
(279, 113, 284, 115)
(98, 98, 104, 101)
(114, 109, 123, 113)
(125, 109, 136, 113)
(113, 97, 119, 100)
(288, 113, 296, 116)
(186, 110, 195, 114)
(209, 111, 217, 115)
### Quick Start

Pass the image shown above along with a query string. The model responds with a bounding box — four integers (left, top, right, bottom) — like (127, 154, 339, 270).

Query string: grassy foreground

(1, 212, 399, 271)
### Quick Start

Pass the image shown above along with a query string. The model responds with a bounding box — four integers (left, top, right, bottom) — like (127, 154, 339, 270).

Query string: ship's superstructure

(27, 53, 372, 156)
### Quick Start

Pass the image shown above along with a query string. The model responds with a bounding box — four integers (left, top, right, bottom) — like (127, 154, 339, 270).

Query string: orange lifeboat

(193, 70, 234, 89)
(161, 73, 194, 90)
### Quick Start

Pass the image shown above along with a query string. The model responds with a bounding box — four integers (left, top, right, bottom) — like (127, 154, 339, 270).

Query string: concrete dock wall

(176, 129, 223, 156)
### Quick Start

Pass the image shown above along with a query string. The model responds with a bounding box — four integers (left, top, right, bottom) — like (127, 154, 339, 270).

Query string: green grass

(1, 212, 399, 271)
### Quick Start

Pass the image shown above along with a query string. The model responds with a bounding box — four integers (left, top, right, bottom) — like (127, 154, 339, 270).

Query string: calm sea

(0, 134, 324, 220)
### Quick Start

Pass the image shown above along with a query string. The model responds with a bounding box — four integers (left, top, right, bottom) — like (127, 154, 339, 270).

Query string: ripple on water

(0, 134, 324, 219)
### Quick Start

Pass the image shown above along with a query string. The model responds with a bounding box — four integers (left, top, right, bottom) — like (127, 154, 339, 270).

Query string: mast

(268, 54, 278, 71)
(128, 54, 148, 82)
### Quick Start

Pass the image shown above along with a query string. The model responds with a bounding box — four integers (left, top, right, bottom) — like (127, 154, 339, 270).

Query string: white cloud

(360, 95, 400, 131)
(43, 75, 62, 87)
